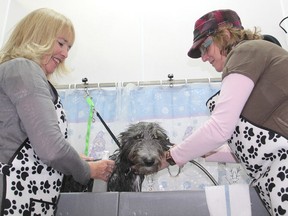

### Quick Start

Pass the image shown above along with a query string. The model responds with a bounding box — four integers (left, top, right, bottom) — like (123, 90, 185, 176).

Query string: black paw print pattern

(233, 126, 240, 138)
(51, 195, 58, 204)
(205, 91, 219, 113)
(263, 166, 271, 178)
(17, 148, 29, 165)
(256, 184, 271, 212)
(27, 180, 38, 195)
(59, 110, 66, 123)
(55, 101, 62, 110)
(256, 183, 265, 197)
(273, 187, 288, 216)
(32, 160, 44, 175)
(53, 179, 62, 192)
(244, 160, 263, 174)
(265, 177, 276, 193)
(16, 166, 29, 181)
(273, 205, 286, 216)
(11, 180, 24, 196)
(256, 132, 266, 147)
(18, 203, 30, 215)
(243, 126, 255, 141)
(30, 201, 36, 213)
(33, 151, 40, 161)
(207, 93, 288, 215)
(262, 153, 277, 161)
(278, 148, 288, 161)
(277, 166, 288, 181)
(0, 94, 67, 215)
(1, 164, 14, 176)
(233, 151, 241, 162)
(208, 101, 216, 112)
(41, 202, 49, 215)
(247, 145, 258, 159)
(277, 187, 288, 202)
(240, 153, 249, 164)
(46, 166, 56, 176)
(3, 199, 17, 215)
(268, 131, 281, 142)
(40, 180, 51, 194)
(64, 127, 68, 139)
(234, 140, 244, 153)
(40, 202, 55, 215)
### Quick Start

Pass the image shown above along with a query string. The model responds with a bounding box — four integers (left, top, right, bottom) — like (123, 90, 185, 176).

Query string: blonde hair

(0, 8, 75, 74)
(211, 24, 262, 56)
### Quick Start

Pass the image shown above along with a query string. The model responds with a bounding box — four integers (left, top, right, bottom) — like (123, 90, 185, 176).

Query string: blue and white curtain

(58, 82, 250, 190)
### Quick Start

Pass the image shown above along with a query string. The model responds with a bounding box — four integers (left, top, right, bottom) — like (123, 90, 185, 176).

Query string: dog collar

(166, 150, 176, 166)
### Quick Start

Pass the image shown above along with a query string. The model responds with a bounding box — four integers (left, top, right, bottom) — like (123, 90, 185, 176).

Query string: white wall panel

(1, 0, 287, 85)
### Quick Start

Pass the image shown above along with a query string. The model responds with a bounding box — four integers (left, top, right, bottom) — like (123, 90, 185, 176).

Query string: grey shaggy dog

(107, 121, 173, 192)
(60, 122, 172, 192)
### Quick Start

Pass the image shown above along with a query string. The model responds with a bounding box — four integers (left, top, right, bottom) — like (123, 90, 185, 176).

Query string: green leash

(84, 96, 95, 156)
(83, 83, 120, 156)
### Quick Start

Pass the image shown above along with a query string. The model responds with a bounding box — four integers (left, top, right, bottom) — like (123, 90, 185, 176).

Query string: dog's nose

(143, 158, 155, 167)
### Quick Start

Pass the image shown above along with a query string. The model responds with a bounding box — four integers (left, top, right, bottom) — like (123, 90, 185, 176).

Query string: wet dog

(107, 122, 172, 192)
(60, 122, 172, 192)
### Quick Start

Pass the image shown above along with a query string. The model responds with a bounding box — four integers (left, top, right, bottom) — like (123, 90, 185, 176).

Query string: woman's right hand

(88, 159, 115, 182)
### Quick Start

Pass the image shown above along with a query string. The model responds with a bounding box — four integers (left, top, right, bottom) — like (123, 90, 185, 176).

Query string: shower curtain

(58, 82, 250, 191)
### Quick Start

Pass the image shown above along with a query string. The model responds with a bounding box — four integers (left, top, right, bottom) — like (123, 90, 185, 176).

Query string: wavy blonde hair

(210, 24, 262, 56)
(0, 8, 75, 74)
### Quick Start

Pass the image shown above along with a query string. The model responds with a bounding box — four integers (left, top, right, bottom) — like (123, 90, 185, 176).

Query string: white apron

(206, 91, 288, 215)
(0, 84, 68, 215)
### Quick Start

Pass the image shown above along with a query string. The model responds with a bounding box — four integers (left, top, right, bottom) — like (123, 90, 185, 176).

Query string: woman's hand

(159, 151, 170, 170)
(88, 159, 115, 182)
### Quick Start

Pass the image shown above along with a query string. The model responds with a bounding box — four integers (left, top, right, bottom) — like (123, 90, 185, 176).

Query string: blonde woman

(0, 8, 114, 215)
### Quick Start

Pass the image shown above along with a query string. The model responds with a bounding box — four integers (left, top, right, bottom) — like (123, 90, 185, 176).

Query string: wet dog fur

(60, 122, 172, 192)
(107, 122, 172, 192)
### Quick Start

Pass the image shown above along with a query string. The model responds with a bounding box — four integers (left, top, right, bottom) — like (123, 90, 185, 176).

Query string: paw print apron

(0, 88, 68, 215)
(206, 91, 288, 215)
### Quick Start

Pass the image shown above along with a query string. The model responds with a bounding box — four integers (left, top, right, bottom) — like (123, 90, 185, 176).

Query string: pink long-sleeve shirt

(171, 73, 254, 165)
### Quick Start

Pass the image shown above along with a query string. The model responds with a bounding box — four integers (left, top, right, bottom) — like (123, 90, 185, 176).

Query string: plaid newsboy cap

(187, 9, 243, 58)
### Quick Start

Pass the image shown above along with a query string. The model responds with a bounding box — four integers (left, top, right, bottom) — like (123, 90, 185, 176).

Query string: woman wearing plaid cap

(162, 9, 288, 215)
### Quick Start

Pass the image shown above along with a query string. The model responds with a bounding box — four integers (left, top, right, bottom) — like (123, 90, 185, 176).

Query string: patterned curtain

(58, 82, 250, 191)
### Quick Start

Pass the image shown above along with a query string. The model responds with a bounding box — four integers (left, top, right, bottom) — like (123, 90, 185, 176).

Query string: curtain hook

(168, 73, 174, 88)
(82, 77, 89, 97)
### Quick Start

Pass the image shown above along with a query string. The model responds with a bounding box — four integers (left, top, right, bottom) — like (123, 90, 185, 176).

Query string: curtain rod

(54, 77, 222, 89)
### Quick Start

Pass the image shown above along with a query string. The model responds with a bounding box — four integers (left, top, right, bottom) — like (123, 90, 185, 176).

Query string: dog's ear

(118, 131, 133, 149)
(151, 124, 174, 150)
(161, 138, 174, 151)
(157, 131, 175, 151)
(155, 124, 171, 140)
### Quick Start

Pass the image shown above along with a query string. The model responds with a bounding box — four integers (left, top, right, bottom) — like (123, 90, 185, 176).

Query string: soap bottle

(92, 150, 109, 192)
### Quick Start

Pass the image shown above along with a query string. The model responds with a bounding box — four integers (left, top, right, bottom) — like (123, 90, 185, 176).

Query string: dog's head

(114, 122, 172, 175)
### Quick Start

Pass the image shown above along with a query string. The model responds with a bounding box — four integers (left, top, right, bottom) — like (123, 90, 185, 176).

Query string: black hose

(189, 160, 219, 186)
